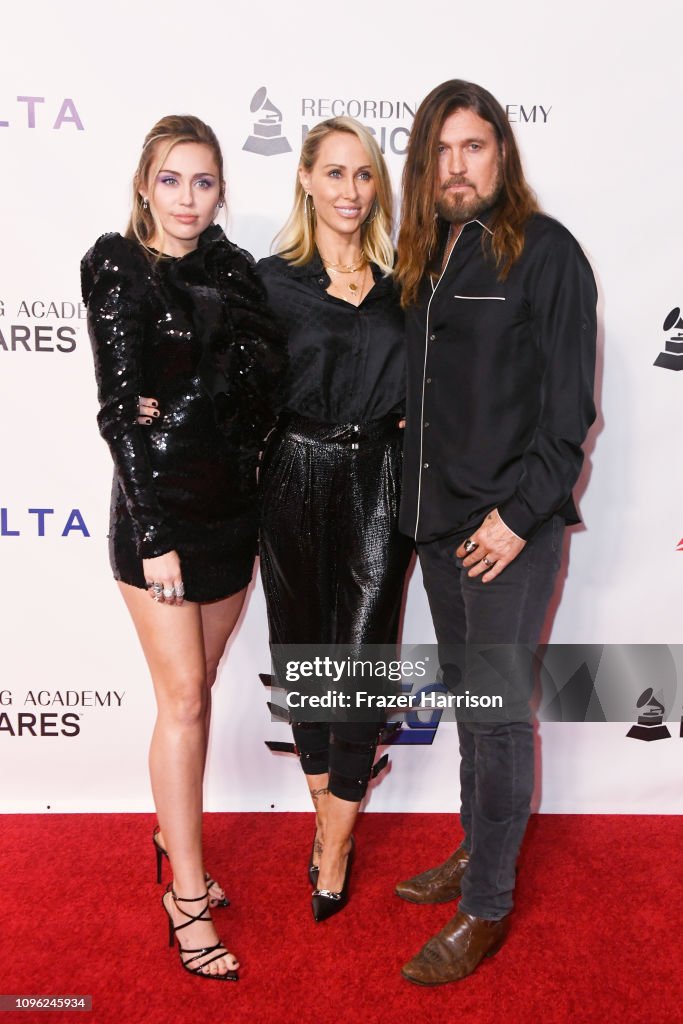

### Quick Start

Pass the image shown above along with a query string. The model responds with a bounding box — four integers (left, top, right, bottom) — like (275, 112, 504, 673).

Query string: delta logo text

(653, 306, 683, 371)
(0, 96, 84, 130)
(0, 297, 85, 354)
(0, 689, 125, 739)
(243, 88, 552, 158)
(1, 507, 90, 538)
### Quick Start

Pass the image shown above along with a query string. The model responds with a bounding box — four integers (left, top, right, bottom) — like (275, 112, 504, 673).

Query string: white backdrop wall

(1, 0, 681, 814)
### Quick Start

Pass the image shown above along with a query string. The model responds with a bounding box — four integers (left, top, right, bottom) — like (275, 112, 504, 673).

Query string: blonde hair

(125, 114, 225, 253)
(273, 116, 394, 274)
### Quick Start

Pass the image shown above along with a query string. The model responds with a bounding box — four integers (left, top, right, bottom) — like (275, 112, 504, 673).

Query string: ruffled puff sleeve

(182, 230, 287, 455)
(81, 233, 175, 559)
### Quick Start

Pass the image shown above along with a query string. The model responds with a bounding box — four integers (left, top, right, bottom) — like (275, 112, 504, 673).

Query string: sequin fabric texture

(81, 226, 285, 602)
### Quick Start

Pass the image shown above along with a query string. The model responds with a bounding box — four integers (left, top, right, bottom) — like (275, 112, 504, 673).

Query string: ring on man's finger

(482, 556, 495, 567)
(463, 539, 478, 554)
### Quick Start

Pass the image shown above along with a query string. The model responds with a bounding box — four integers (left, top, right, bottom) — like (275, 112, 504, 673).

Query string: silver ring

(482, 556, 494, 567)
(151, 582, 163, 595)
(152, 592, 161, 602)
(175, 584, 185, 598)
(463, 539, 478, 554)
(163, 587, 175, 599)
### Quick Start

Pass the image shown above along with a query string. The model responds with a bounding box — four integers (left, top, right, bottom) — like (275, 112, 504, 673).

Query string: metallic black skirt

(259, 412, 413, 647)
(259, 412, 414, 800)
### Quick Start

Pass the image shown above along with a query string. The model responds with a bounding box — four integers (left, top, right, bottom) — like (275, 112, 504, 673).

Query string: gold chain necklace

(321, 253, 366, 274)
(326, 261, 369, 300)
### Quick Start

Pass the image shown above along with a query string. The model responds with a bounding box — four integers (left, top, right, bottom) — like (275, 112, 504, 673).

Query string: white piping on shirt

(414, 218, 491, 541)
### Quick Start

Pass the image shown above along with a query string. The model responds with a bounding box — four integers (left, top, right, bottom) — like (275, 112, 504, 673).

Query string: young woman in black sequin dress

(82, 116, 283, 980)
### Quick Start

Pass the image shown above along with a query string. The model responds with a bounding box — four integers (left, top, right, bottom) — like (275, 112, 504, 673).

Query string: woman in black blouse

(257, 117, 412, 920)
(83, 115, 283, 980)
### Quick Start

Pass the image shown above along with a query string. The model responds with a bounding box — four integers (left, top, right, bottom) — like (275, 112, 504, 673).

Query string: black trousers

(260, 413, 413, 801)
(418, 515, 563, 918)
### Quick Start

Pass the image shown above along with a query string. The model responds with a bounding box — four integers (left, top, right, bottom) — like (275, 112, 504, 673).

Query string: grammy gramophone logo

(653, 307, 683, 370)
(242, 87, 292, 156)
(626, 687, 672, 741)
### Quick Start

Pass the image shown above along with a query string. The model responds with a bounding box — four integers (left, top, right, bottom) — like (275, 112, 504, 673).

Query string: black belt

(279, 412, 402, 448)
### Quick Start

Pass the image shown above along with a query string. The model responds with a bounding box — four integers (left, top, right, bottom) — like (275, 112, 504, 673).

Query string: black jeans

(418, 515, 563, 919)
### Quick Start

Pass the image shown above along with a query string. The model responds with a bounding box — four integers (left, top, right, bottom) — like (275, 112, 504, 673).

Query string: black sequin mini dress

(81, 226, 284, 603)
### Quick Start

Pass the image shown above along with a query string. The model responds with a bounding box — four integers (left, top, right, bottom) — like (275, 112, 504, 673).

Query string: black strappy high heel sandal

(162, 884, 238, 982)
(153, 827, 229, 908)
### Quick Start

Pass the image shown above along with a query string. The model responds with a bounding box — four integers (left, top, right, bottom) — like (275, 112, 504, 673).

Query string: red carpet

(2, 813, 681, 1024)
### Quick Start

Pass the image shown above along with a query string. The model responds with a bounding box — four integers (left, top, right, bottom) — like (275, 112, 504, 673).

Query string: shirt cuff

(495, 496, 544, 541)
(136, 524, 175, 561)
(495, 508, 526, 542)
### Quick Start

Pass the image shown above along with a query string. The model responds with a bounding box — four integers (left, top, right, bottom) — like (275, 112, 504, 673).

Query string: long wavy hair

(125, 114, 225, 253)
(273, 116, 394, 275)
(396, 80, 538, 306)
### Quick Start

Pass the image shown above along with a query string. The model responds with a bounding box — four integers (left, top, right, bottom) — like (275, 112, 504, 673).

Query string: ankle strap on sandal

(166, 885, 211, 933)
(171, 890, 208, 903)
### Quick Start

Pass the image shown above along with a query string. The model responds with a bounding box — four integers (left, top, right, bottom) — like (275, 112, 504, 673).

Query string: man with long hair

(394, 80, 597, 985)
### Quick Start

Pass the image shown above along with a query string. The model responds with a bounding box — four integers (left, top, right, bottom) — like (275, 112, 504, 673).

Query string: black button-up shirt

(256, 252, 405, 423)
(400, 212, 597, 543)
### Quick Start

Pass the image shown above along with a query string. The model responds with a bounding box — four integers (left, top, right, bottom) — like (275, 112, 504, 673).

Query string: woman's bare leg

(315, 795, 357, 893)
(200, 591, 247, 743)
(304, 773, 330, 872)
(120, 583, 245, 975)
(154, 590, 247, 906)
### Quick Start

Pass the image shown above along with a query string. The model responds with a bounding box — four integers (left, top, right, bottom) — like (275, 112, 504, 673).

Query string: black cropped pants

(259, 413, 413, 801)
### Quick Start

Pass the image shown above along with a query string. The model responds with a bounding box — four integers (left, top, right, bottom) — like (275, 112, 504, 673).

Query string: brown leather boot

(394, 846, 469, 904)
(401, 910, 510, 985)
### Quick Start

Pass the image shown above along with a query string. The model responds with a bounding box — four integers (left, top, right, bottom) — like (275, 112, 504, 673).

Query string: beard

(435, 162, 503, 225)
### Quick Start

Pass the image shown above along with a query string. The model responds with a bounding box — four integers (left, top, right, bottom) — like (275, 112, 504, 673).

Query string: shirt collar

(436, 203, 498, 247)
(283, 249, 326, 279)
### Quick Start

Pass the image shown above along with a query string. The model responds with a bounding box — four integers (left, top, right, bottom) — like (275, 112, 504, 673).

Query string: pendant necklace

(347, 264, 366, 296)
(322, 256, 368, 301)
